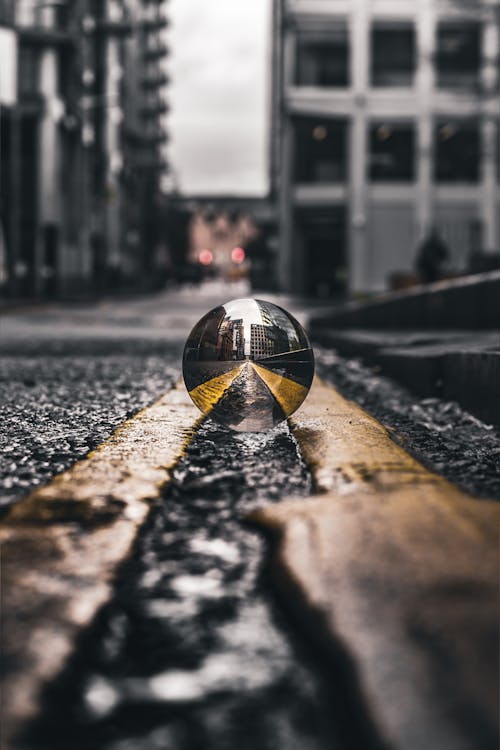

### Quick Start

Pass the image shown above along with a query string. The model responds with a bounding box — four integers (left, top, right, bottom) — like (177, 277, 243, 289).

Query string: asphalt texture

(24, 419, 341, 750)
(2, 288, 342, 750)
(315, 345, 500, 501)
(3, 286, 500, 750)
(0, 340, 180, 508)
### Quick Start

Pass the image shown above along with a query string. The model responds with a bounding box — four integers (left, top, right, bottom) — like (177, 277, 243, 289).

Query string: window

(0, 0, 14, 24)
(19, 46, 40, 95)
(57, 51, 68, 97)
(371, 24, 416, 87)
(497, 126, 500, 183)
(295, 23, 349, 87)
(435, 121, 480, 182)
(54, 3, 70, 31)
(294, 118, 347, 183)
(369, 123, 415, 181)
(436, 23, 480, 89)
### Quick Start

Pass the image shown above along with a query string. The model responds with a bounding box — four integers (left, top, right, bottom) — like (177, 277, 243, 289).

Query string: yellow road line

(1, 381, 201, 749)
(252, 362, 309, 417)
(187, 364, 244, 414)
(291, 374, 451, 495)
(250, 376, 499, 749)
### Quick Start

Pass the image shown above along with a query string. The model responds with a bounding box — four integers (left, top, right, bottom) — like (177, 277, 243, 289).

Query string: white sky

(224, 297, 262, 325)
(224, 298, 262, 356)
(168, 0, 270, 197)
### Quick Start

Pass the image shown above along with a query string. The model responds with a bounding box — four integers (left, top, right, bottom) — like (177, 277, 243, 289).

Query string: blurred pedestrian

(415, 227, 449, 284)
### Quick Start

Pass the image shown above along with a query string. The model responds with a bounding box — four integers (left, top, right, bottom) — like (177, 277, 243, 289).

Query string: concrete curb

(309, 273, 500, 424)
(310, 271, 500, 332)
(313, 329, 500, 425)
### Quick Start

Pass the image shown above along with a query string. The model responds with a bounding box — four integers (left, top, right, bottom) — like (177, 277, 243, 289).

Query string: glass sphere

(183, 298, 315, 432)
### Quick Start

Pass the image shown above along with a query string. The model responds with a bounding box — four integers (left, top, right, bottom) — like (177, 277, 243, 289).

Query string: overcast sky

(168, 0, 270, 197)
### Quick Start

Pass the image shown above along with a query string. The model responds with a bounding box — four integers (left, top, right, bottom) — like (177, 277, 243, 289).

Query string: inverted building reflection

(183, 299, 314, 431)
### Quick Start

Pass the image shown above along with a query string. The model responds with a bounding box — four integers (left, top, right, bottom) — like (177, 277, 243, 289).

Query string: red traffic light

(231, 247, 245, 264)
(199, 249, 213, 266)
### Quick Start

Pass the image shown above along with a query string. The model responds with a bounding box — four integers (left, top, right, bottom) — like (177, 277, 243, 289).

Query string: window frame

(295, 21, 350, 88)
(435, 21, 481, 90)
(370, 21, 417, 88)
(293, 117, 349, 184)
(434, 119, 481, 183)
(368, 121, 416, 183)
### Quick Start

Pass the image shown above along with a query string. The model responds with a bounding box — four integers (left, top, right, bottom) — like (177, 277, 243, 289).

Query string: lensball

(182, 298, 315, 432)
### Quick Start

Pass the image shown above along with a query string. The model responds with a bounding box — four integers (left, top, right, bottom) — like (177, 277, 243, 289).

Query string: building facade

(218, 318, 245, 360)
(0, 0, 170, 299)
(250, 322, 291, 359)
(271, 0, 500, 295)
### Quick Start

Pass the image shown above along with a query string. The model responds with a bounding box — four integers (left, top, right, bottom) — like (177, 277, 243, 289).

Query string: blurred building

(0, 0, 170, 300)
(180, 196, 278, 289)
(271, 0, 500, 295)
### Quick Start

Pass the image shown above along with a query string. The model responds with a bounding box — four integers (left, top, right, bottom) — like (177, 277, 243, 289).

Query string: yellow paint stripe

(249, 376, 500, 749)
(1, 380, 201, 746)
(252, 362, 309, 417)
(188, 364, 244, 414)
(286, 376, 500, 537)
(288, 375, 450, 495)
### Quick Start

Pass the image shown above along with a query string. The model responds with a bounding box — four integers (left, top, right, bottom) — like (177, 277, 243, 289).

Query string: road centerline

(1, 379, 202, 749)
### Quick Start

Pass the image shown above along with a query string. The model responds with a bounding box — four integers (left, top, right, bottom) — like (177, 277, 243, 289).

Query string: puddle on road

(26, 419, 341, 750)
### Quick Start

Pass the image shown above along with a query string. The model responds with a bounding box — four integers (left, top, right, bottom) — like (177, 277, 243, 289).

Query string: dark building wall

(1, 0, 170, 300)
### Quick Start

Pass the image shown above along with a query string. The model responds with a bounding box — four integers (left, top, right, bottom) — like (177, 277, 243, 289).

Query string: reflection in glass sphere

(183, 298, 315, 432)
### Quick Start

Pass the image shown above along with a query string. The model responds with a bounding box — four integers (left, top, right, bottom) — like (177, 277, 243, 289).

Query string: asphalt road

(2, 283, 344, 750)
(0, 282, 323, 508)
(0, 282, 318, 506)
(2, 282, 499, 750)
(4, 281, 498, 508)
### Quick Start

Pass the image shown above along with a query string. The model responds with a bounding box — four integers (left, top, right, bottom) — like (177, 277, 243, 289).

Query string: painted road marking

(250, 376, 500, 750)
(289, 374, 446, 494)
(252, 362, 309, 417)
(1, 381, 201, 749)
(187, 364, 245, 414)
(4, 371, 499, 749)
(187, 360, 310, 424)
